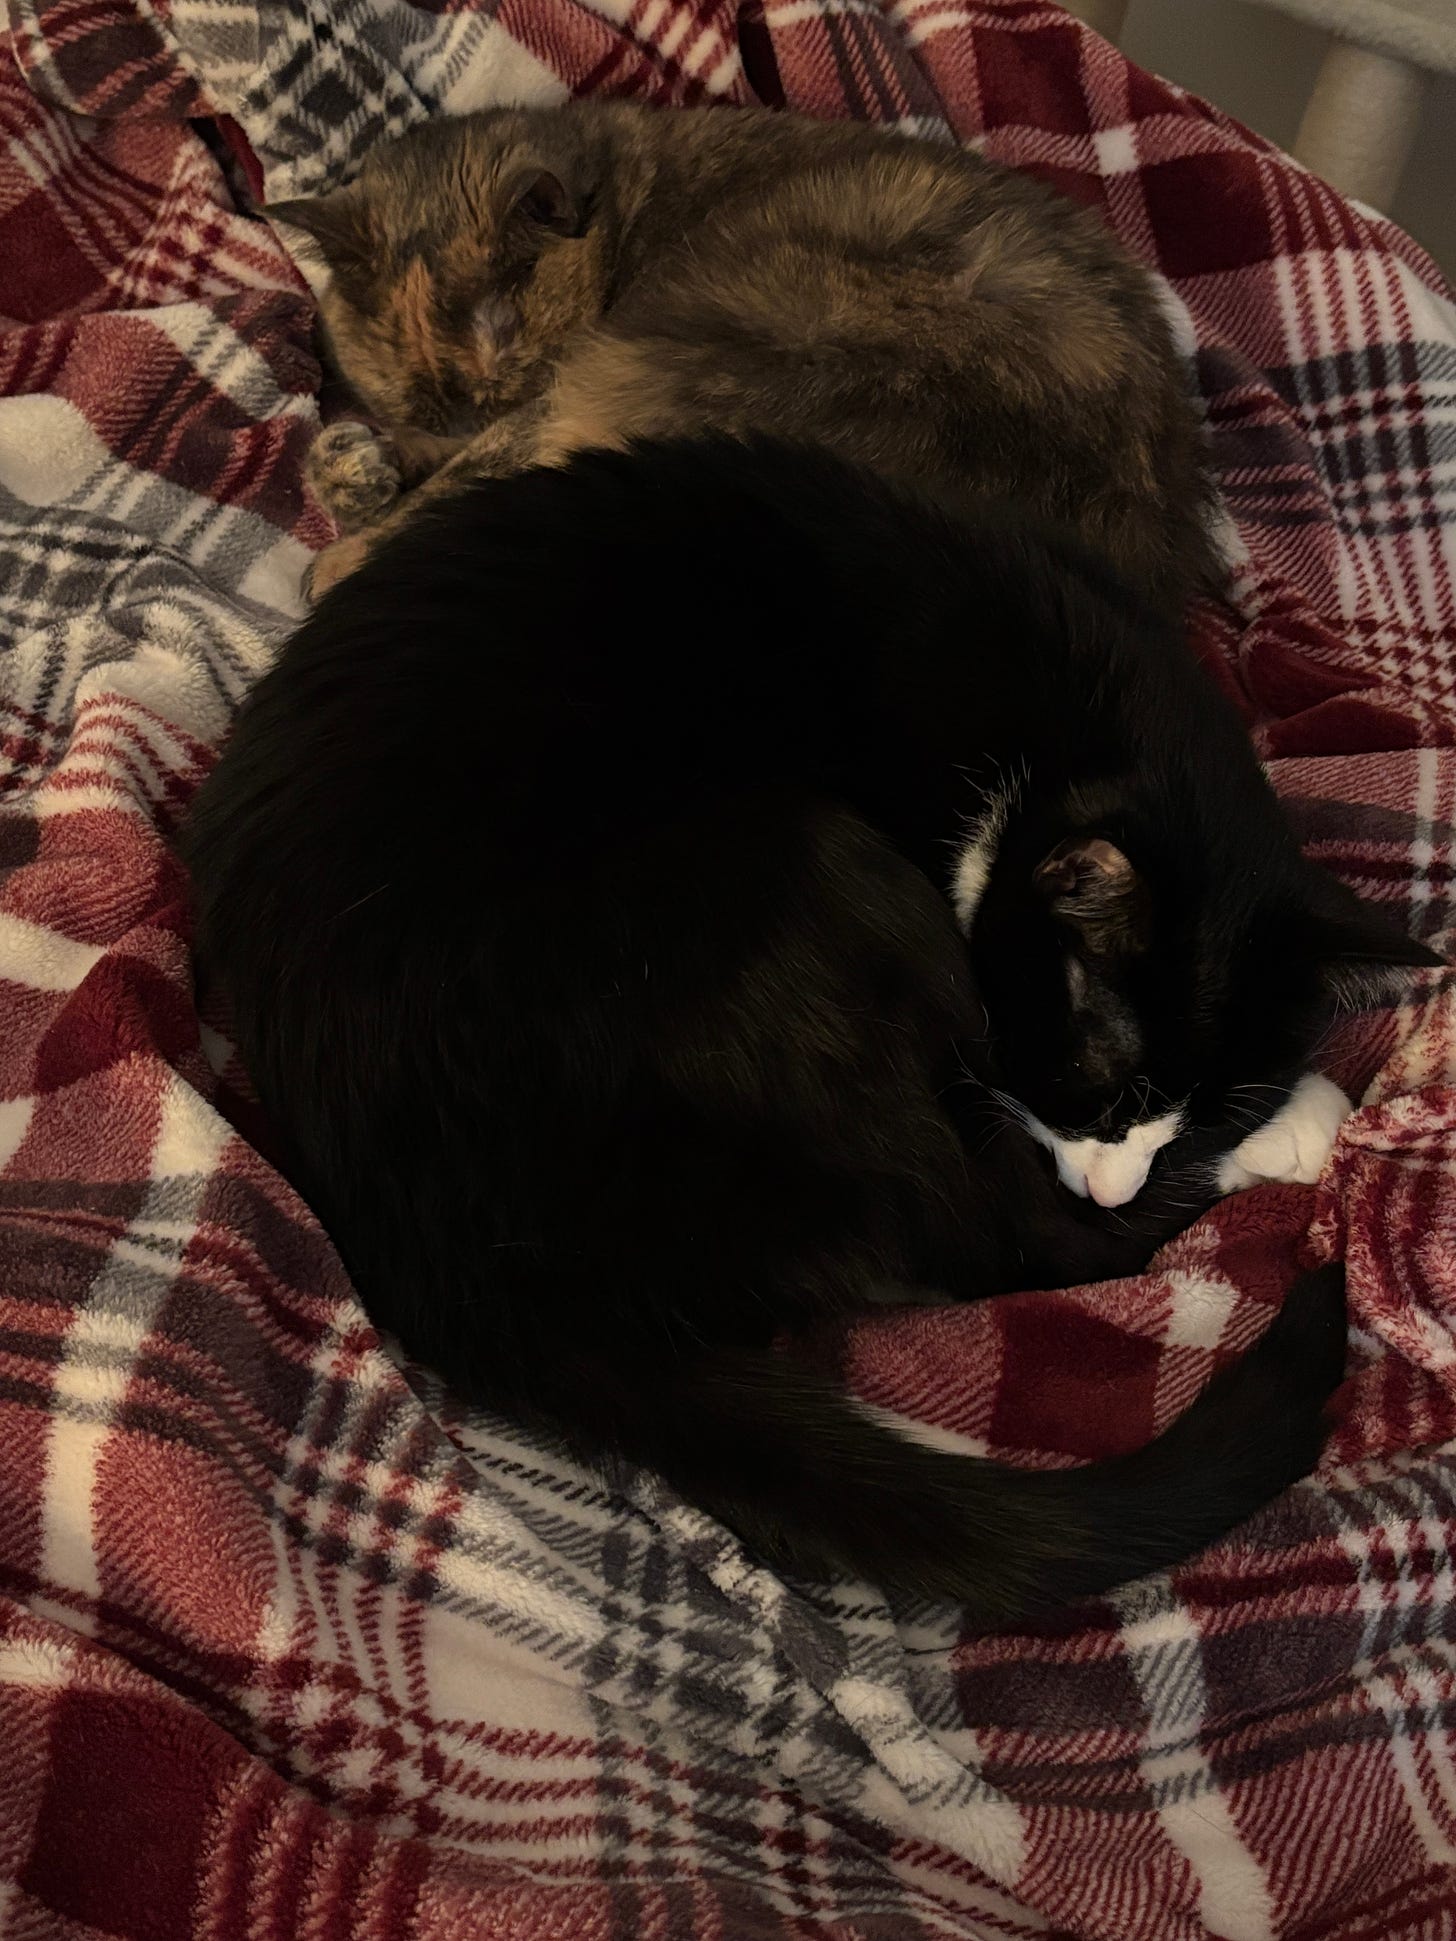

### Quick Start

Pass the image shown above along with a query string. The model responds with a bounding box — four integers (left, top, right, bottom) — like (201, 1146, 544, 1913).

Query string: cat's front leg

(1215, 1072, 1351, 1194)
(303, 424, 476, 602)
(304, 422, 469, 524)
(302, 410, 548, 603)
(305, 422, 405, 533)
(388, 426, 475, 489)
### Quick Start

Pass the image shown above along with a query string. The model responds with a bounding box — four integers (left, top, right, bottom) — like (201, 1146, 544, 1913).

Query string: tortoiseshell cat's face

(269, 115, 610, 435)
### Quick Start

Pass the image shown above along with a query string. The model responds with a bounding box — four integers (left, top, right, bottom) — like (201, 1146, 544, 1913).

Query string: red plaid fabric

(2, 4, 1455, 1937)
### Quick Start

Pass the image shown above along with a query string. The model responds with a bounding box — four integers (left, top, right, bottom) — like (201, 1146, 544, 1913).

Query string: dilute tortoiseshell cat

(270, 100, 1220, 607)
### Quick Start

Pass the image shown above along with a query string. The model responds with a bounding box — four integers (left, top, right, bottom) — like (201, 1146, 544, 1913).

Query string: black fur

(183, 439, 1427, 1618)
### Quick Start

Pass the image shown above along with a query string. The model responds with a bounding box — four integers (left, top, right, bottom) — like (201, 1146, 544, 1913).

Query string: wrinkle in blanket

(1, 2, 1455, 1938)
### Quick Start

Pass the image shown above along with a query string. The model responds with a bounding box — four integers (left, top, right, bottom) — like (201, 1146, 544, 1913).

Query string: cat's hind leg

(302, 531, 374, 604)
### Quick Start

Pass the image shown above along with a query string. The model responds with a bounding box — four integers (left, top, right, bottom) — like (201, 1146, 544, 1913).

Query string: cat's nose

(1087, 1176, 1134, 1208)
(1083, 1156, 1150, 1208)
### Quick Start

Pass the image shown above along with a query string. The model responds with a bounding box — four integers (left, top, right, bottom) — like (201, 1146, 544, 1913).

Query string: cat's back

(528, 103, 1213, 608)
(184, 440, 871, 959)
(573, 98, 1123, 288)
(183, 440, 1005, 1341)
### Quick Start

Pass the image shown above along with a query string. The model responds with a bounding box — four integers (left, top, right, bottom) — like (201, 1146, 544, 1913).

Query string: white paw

(1216, 1072, 1351, 1195)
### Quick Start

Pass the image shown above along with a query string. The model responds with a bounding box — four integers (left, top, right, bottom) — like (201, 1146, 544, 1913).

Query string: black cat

(184, 438, 1434, 1620)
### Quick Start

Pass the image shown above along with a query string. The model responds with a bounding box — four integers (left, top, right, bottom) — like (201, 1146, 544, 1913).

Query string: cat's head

(267, 112, 611, 433)
(956, 770, 1440, 1207)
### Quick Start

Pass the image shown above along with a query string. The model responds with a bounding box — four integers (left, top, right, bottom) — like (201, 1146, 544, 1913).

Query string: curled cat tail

(577, 1266, 1346, 1622)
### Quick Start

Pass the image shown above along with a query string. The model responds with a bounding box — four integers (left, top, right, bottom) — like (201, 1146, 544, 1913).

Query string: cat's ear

(1034, 837, 1150, 957)
(1307, 886, 1444, 1010)
(265, 191, 373, 272)
(500, 163, 582, 237)
(1320, 908, 1444, 1009)
(1320, 925, 1442, 1011)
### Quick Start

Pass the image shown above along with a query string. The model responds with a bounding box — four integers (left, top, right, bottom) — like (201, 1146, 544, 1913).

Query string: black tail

(572, 1266, 1346, 1623)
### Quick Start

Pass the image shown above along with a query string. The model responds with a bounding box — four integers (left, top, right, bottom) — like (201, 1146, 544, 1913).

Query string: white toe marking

(1216, 1072, 1351, 1195)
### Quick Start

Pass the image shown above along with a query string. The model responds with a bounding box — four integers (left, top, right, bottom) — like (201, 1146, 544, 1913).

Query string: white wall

(1113, 0, 1455, 280)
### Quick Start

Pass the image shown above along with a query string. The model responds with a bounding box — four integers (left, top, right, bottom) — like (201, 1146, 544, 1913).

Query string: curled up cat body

(269, 99, 1219, 608)
(183, 439, 1439, 1621)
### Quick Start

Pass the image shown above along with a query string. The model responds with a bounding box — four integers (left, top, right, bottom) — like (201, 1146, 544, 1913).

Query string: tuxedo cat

(269, 99, 1218, 610)
(184, 439, 1433, 1618)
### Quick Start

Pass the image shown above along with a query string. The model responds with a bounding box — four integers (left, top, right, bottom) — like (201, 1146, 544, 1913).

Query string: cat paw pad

(306, 422, 402, 531)
(1216, 1072, 1351, 1195)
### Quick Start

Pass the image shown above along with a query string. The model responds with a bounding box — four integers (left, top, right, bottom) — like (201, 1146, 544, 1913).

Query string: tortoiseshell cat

(270, 100, 1220, 606)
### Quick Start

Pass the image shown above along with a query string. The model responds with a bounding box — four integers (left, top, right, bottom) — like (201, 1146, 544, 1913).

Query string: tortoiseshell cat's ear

(265, 191, 374, 272)
(498, 162, 584, 237)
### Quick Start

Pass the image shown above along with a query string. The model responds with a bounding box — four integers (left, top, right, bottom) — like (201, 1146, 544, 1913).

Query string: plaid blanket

(2, 2, 1456, 1936)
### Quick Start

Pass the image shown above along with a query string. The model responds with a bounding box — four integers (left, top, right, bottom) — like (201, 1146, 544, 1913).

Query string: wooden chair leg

(1294, 37, 1428, 211)
(1062, 0, 1129, 44)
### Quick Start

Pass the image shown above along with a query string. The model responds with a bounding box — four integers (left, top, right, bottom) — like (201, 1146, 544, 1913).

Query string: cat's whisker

(335, 882, 391, 918)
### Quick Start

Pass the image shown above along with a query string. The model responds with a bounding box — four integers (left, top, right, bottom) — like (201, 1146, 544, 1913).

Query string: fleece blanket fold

(2, 2, 1456, 1936)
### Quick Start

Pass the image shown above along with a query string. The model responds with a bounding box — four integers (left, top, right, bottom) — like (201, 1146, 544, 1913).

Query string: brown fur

(273, 101, 1220, 607)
